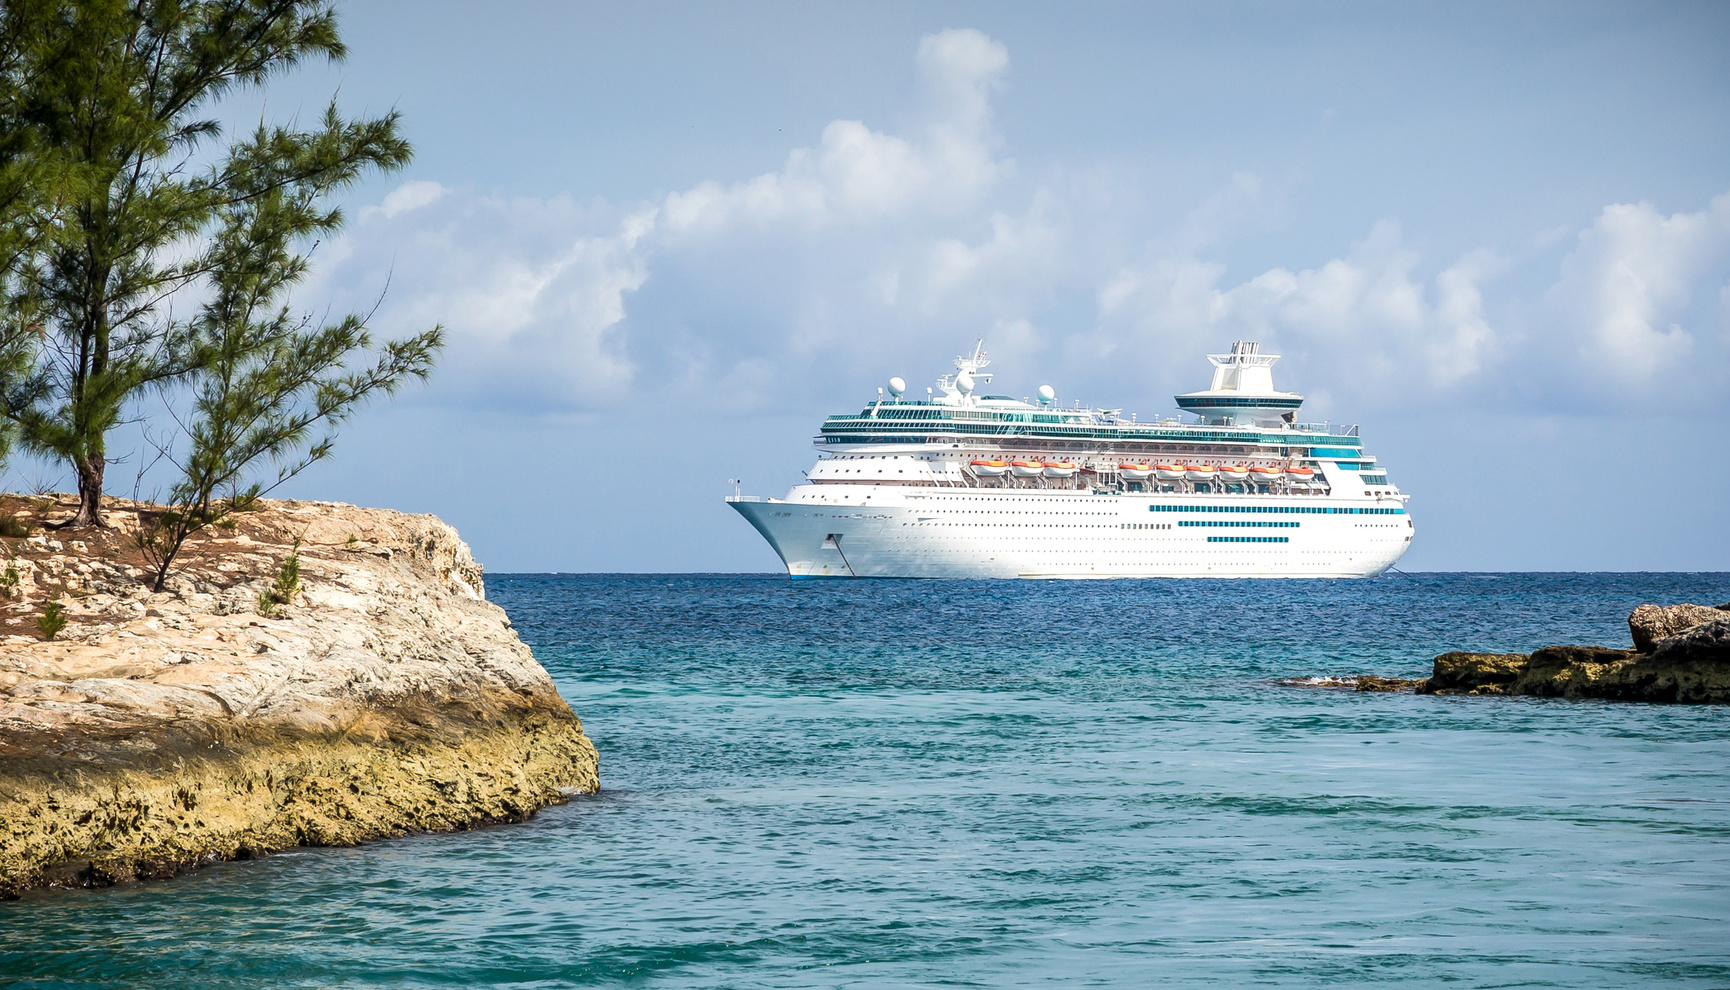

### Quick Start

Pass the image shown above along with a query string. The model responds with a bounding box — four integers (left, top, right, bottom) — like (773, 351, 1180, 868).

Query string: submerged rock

(1628, 603, 1730, 652)
(0, 497, 599, 897)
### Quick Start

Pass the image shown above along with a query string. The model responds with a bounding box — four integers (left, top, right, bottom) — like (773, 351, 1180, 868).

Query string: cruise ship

(728, 342, 1412, 578)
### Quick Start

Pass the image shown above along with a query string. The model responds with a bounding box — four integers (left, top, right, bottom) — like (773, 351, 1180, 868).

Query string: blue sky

(24, 1, 1730, 573)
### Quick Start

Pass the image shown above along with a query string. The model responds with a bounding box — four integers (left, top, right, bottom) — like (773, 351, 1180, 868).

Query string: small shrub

(345, 533, 358, 547)
(257, 539, 303, 618)
(0, 515, 33, 539)
(0, 564, 18, 599)
(38, 601, 67, 641)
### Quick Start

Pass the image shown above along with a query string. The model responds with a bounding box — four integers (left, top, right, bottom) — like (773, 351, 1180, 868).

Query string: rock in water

(1628, 603, 1730, 652)
(0, 498, 599, 897)
(1416, 653, 1531, 695)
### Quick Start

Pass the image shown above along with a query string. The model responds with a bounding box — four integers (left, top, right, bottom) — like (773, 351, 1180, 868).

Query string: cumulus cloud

(302, 27, 1730, 422)
(1547, 192, 1730, 383)
(1094, 220, 1505, 407)
(661, 28, 1007, 237)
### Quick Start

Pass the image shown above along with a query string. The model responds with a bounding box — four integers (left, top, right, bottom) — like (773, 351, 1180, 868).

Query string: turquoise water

(3, 573, 1729, 988)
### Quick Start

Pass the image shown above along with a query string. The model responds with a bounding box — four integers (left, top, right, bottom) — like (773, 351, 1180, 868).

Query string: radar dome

(887, 376, 906, 397)
(1037, 384, 1056, 404)
(956, 372, 975, 394)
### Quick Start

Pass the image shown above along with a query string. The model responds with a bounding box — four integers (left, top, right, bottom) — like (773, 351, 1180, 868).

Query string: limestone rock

(0, 497, 598, 897)
(1628, 603, 1730, 652)
(1416, 652, 1531, 695)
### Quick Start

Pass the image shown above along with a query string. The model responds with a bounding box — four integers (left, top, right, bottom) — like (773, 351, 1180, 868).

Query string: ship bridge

(1173, 341, 1304, 428)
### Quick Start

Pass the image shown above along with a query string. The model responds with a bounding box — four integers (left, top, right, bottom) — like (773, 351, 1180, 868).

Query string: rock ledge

(0, 496, 598, 897)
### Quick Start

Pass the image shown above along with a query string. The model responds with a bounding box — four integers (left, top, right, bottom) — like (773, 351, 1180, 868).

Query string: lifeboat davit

(1217, 465, 1250, 482)
(970, 459, 1009, 477)
(1286, 466, 1318, 482)
(1010, 460, 1045, 478)
(1043, 461, 1078, 478)
(1185, 465, 1217, 482)
(1118, 463, 1154, 481)
(1155, 463, 1188, 481)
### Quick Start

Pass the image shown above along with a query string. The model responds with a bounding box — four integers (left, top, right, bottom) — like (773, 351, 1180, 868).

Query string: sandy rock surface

(0, 497, 597, 896)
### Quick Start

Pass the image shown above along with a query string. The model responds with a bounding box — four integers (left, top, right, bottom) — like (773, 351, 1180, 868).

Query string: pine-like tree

(0, 0, 419, 528)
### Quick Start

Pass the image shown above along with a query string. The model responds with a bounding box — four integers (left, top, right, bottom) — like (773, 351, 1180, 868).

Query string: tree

(0, 6, 71, 473)
(136, 112, 442, 590)
(0, 0, 403, 528)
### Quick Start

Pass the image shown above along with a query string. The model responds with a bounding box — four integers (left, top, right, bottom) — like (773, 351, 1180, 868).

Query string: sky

(15, 1, 1730, 573)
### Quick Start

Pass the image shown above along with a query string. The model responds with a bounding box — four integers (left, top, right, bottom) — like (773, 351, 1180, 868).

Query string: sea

(3, 572, 1729, 988)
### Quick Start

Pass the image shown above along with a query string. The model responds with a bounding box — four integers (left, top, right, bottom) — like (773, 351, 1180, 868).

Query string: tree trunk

(67, 453, 106, 528)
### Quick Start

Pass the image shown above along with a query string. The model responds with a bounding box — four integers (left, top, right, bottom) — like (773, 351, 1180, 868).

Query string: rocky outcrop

(1628, 602, 1730, 652)
(1414, 617, 1730, 703)
(0, 496, 598, 897)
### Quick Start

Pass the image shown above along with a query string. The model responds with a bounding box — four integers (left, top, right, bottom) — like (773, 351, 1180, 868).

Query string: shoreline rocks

(1288, 601, 1730, 704)
(0, 497, 598, 897)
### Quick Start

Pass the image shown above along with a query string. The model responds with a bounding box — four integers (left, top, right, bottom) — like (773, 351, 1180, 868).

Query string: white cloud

(1095, 220, 1505, 404)
(1548, 192, 1730, 382)
(374, 180, 447, 218)
(661, 28, 1008, 238)
(301, 28, 1730, 423)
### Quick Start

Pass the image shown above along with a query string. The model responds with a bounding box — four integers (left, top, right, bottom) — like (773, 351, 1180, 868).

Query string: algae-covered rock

(0, 497, 599, 897)
(1629, 603, 1730, 652)
(1416, 652, 1530, 695)
(1509, 645, 1637, 698)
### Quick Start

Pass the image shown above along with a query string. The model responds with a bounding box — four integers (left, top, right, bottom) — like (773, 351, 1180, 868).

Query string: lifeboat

(970, 459, 1009, 477)
(1285, 466, 1318, 482)
(1248, 466, 1282, 483)
(1155, 463, 1188, 482)
(1118, 463, 1154, 481)
(1043, 461, 1078, 479)
(1010, 460, 1045, 478)
(1217, 465, 1249, 482)
(1185, 465, 1217, 482)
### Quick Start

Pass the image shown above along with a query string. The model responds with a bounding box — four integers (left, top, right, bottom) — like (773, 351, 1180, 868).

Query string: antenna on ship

(728, 477, 741, 498)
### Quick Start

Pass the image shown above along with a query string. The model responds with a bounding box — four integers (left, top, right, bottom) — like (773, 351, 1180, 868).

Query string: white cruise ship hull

(731, 484, 1412, 579)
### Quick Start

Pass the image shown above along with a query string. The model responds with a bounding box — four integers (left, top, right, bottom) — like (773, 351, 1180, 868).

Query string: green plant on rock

(36, 599, 65, 641)
(0, 546, 19, 599)
(256, 539, 302, 618)
(0, 514, 28, 538)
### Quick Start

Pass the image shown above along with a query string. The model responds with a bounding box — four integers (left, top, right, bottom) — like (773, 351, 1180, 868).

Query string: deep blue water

(3, 573, 1729, 988)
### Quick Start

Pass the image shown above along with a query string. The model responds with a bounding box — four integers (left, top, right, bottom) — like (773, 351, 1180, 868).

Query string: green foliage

(256, 538, 301, 618)
(0, 544, 19, 599)
(36, 599, 65, 640)
(0, 514, 30, 538)
(0, 0, 425, 528)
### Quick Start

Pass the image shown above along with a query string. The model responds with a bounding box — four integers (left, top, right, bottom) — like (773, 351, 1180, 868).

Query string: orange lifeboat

(1118, 463, 1154, 481)
(1043, 461, 1078, 479)
(1248, 466, 1282, 483)
(1185, 464, 1217, 482)
(1155, 463, 1188, 482)
(1285, 466, 1317, 482)
(970, 459, 1009, 477)
(1217, 465, 1249, 482)
(1010, 460, 1045, 478)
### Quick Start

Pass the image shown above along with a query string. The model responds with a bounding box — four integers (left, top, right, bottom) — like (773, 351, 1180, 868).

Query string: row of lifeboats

(1121, 463, 1317, 483)
(968, 459, 1318, 483)
(970, 459, 1079, 479)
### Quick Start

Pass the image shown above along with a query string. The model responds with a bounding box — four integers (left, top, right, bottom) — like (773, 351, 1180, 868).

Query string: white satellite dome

(1037, 384, 1055, 404)
(887, 376, 906, 397)
(956, 372, 975, 394)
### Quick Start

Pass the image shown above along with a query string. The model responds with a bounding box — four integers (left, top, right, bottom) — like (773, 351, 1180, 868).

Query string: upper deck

(818, 403, 1360, 450)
